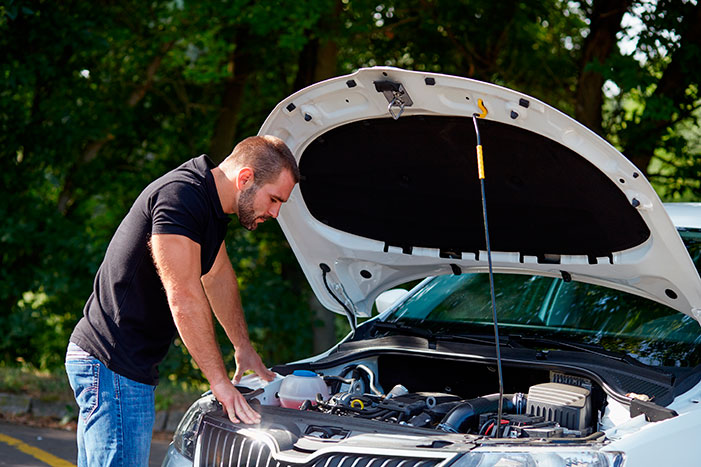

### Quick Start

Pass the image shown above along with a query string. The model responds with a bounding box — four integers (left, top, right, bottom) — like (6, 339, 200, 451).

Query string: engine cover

(526, 382, 592, 432)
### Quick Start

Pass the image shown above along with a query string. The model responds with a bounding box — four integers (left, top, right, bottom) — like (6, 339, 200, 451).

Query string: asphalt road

(0, 421, 170, 466)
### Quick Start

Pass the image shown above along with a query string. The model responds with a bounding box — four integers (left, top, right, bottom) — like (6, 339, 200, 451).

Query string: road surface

(0, 421, 170, 466)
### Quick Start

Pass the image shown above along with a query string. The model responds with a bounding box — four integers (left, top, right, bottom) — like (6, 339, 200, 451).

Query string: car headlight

(172, 394, 219, 460)
(452, 449, 624, 467)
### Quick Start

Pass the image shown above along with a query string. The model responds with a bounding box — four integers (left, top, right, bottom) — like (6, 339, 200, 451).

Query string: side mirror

(375, 289, 408, 315)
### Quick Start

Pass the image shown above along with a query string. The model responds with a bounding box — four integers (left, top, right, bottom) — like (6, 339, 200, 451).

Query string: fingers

(233, 365, 274, 384)
(223, 392, 260, 424)
(234, 345, 275, 382)
(222, 403, 240, 424)
(212, 382, 261, 425)
(232, 365, 273, 384)
(233, 394, 261, 424)
(255, 364, 276, 382)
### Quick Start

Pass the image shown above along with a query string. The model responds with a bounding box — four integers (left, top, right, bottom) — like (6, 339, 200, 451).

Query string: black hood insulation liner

(299, 115, 649, 261)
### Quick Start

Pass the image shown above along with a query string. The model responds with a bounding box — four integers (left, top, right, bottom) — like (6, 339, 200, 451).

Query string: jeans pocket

(66, 360, 100, 423)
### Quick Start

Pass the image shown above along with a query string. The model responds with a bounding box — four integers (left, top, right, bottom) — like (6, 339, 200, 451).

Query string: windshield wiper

(371, 321, 434, 339)
(432, 332, 512, 347)
(509, 335, 639, 364)
(372, 321, 508, 347)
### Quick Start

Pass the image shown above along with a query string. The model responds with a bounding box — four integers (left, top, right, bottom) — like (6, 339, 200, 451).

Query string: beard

(238, 184, 269, 231)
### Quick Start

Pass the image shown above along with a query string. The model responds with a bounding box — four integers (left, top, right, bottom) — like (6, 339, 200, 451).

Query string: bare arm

(151, 234, 260, 424)
(201, 242, 275, 383)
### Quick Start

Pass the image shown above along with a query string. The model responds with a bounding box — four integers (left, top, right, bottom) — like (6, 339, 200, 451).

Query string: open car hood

(258, 67, 701, 321)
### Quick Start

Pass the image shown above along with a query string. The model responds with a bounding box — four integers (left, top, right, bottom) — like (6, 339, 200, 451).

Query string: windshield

(385, 231, 701, 368)
(680, 228, 701, 274)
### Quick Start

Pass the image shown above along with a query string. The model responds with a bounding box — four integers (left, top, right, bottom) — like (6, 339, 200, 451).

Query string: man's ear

(236, 167, 254, 190)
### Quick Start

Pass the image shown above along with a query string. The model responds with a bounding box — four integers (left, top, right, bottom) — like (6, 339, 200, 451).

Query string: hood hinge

(374, 80, 413, 120)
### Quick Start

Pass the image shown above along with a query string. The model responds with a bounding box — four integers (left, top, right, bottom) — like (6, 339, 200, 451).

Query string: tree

(592, 0, 701, 197)
(1, 0, 698, 380)
(575, 0, 633, 136)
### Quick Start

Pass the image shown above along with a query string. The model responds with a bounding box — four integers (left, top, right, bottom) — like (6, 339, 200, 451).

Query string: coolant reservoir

(278, 370, 329, 409)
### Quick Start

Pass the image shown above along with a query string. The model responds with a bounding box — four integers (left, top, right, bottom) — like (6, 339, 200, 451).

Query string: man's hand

(233, 343, 276, 384)
(211, 380, 261, 424)
(201, 243, 275, 384)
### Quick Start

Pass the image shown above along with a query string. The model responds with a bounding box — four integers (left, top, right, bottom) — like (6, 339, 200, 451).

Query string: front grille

(195, 418, 443, 467)
(308, 455, 439, 467)
(196, 422, 275, 467)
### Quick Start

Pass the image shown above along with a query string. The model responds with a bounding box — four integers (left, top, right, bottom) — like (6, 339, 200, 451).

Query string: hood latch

(374, 80, 413, 120)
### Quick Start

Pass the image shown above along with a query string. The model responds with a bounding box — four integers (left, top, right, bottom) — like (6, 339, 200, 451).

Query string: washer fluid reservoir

(278, 370, 329, 409)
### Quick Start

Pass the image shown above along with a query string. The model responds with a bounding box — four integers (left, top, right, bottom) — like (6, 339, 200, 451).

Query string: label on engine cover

(550, 372, 592, 390)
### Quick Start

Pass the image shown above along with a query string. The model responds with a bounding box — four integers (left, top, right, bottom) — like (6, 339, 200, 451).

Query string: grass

(0, 365, 73, 403)
(0, 364, 207, 412)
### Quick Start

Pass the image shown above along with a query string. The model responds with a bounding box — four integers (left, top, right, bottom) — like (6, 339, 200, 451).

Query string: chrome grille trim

(245, 438, 254, 467)
(306, 455, 442, 467)
(236, 436, 244, 467)
(227, 435, 239, 467)
(196, 420, 276, 467)
(195, 418, 453, 467)
(213, 431, 222, 465)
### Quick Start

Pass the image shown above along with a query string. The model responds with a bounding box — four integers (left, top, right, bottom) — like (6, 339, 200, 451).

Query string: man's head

(218, 135, 300, 230)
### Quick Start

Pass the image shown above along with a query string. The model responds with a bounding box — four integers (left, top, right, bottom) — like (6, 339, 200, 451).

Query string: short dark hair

(225, 135, 300, 185)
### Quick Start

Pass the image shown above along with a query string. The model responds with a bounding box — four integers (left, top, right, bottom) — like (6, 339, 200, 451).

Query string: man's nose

(269, 203, 281, 218)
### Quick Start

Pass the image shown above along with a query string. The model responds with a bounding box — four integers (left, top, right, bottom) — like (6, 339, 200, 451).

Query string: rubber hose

(438, 394, 515, 433)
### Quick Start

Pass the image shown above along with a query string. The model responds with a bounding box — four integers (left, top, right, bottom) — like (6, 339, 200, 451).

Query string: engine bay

(264, 352, 606, 440)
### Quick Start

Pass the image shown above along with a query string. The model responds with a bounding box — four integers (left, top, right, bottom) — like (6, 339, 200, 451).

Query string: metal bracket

(374, 80, 413, 120)
(320, 263, 358, 335)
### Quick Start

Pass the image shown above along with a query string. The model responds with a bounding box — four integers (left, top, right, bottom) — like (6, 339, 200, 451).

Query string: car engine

(282, 363, 596, 439)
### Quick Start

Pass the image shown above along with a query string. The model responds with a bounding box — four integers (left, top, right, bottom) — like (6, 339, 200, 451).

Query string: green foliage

(599, 0, 701, 197)
(1, 0, 699, 392)
(337, 0, 584, 112)
(0, 364, 73, 403)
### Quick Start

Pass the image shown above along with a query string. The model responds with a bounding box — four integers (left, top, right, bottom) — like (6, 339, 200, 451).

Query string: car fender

(603, 406, 701, 465)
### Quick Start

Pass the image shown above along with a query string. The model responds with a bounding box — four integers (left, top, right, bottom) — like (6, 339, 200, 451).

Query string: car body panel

(258, 67, 701, 320)
(665, 202, 701, 229)
(162, 69, 701, 467)
(604, 400, 701, 465)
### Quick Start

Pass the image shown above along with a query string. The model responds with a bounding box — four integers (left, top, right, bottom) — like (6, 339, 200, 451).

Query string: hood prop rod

(320, 263, 357, 336)
(472, 109, 505, 437)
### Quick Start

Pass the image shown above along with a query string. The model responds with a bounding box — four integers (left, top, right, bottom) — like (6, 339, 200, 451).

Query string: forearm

(151, 234, 261, 424)
(169, 290, 230, 386)
(171, 288, 262, 423)
(201, 243, 274, 383)
(201, 259, 251, 350)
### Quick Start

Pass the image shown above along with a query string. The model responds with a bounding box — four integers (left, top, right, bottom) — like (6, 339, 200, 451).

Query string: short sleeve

(150, 181, 209, 245)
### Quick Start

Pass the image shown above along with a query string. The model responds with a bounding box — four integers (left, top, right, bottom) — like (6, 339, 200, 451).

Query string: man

(65, 135, 299, 466)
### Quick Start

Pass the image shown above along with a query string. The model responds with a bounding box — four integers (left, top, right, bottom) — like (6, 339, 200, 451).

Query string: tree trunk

(57, 41, 174, 215)
(575, 0, 631, 136)
(293, 32, 341, 351)
(293, 1, 341, 92)
(291, 2, 341, 352)
(623, 3, 701, 174)
(311, 295, 337, 354)
(208, 29, 254, 164)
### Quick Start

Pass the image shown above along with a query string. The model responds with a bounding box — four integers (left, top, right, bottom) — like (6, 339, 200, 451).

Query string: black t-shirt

(70, 155, 230, 385)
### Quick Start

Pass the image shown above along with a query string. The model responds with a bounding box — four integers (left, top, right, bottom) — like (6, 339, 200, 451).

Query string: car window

(386, 229, 701, 368)
(680, 229, 701, 275)
(417, 274, 552, 326)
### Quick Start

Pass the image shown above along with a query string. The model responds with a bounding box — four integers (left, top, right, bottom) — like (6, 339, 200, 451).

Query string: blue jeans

(65, 344, 156, 466)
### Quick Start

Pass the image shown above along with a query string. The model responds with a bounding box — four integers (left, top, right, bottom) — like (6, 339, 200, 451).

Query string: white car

(163, 67, 701, 467)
